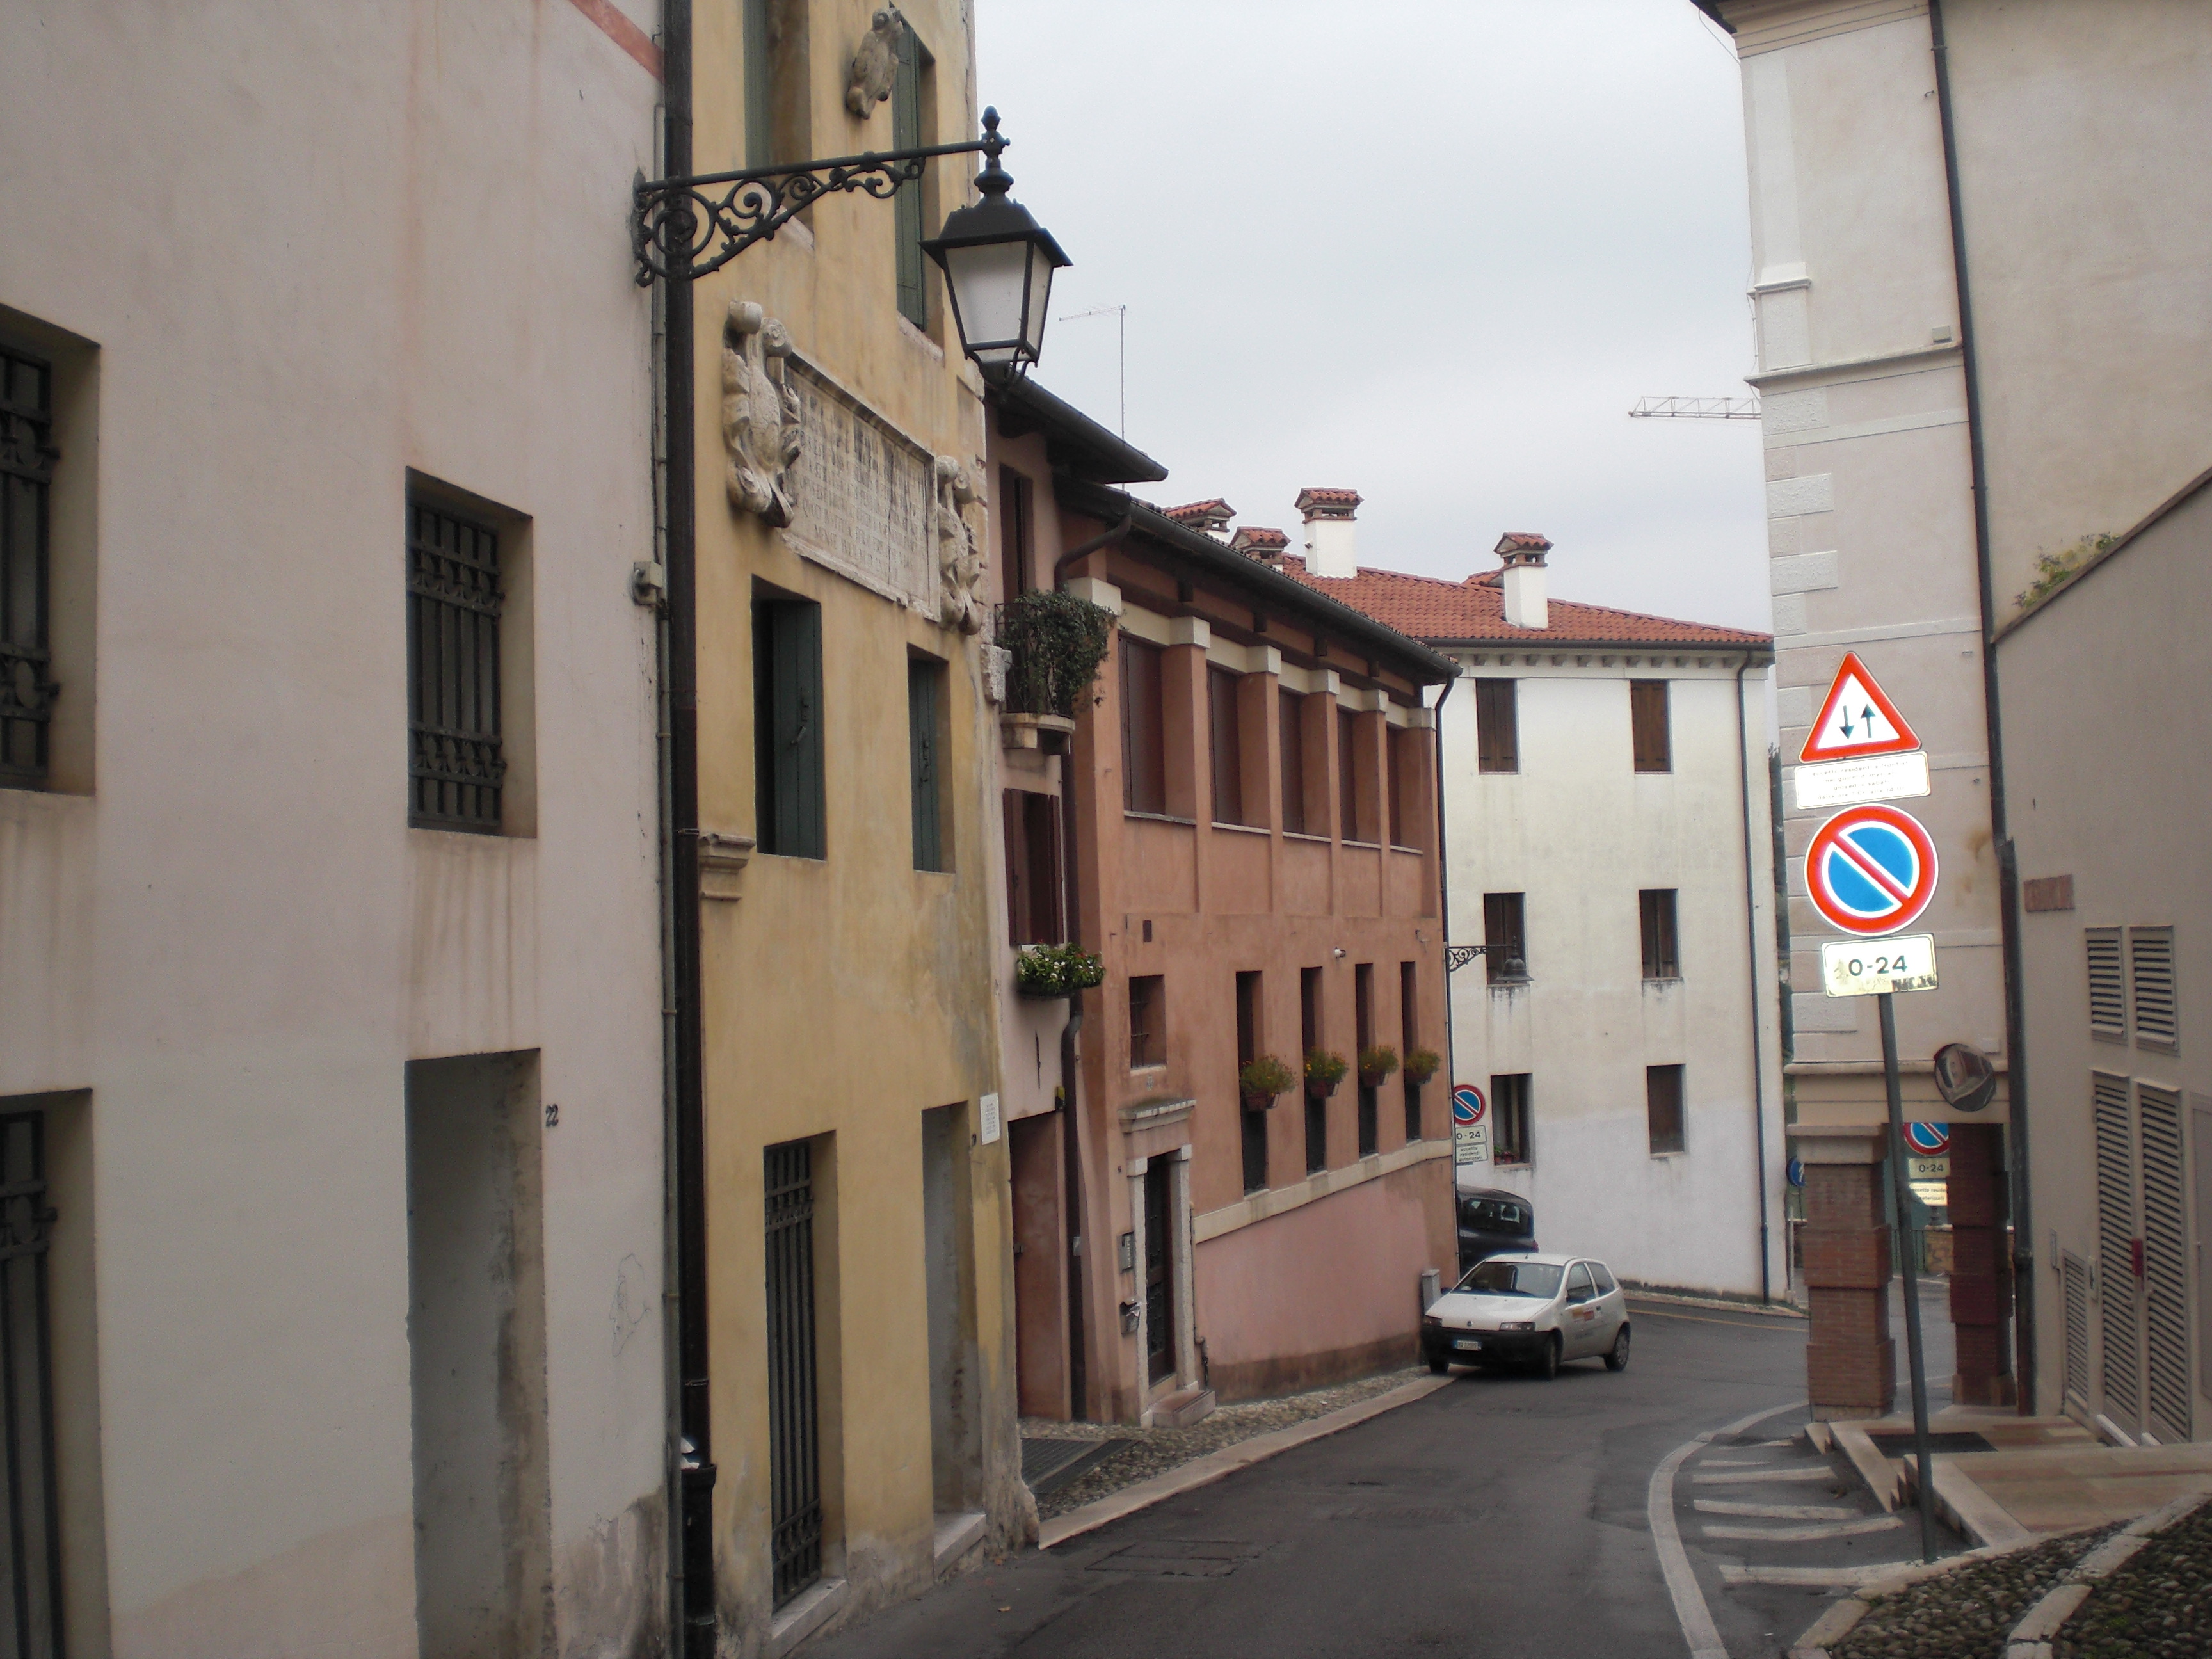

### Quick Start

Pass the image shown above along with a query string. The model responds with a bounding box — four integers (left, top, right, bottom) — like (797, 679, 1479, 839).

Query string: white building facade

(1286, 522, 1785, 1300)
(1, 5, 669, 1656)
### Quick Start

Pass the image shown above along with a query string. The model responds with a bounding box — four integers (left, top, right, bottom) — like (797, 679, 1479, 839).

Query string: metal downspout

(1930, 0, 2034, 1411)
(1736, 656, 1774, 1303)
(655, 0, 717, 1646)
(1428, 673, 1458, 1155)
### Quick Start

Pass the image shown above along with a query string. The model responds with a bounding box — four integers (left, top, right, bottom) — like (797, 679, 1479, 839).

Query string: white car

(1420, 1253, 1631, 1380)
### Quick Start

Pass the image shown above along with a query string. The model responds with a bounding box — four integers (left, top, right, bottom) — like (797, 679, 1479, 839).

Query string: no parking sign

(1806, 803, 1939, 937)
(1452, 1084, 1489, 1167)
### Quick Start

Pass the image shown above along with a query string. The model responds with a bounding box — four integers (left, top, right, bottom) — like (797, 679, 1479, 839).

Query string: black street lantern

(922, 109, 1070, 380)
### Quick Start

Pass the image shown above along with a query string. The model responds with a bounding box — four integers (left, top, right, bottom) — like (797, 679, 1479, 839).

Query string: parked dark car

(1456, 1187, 1536, 1275)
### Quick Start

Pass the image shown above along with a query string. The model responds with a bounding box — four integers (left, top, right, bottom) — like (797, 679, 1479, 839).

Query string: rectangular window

(2132, 927, 2177, 1052)
(1238, 971, 1267, 1194)
(891, 20, 931, 330)
(1475, 678, 1518, 774)
(1387, 726, 1407, 846)
(1128, 975, 1164, 1069)
(1400, 960, 1422, 1142)
(1302, 966, 1327, 1174)
(1338, 707, 1361, 840)
(764, 1140, 822, 1605)
(1, 342, 54, 787)
(1491, 1073, 1531, 1166)
(1630, 679, 1671, 773)
(998, 465, 1035, 597)
(1647, 1064, 1686, 1154)
(1208, 666, 1245, 825)
(743, 0, 810, 169)
(1484, 892, 1527, 983)
(1121, 637, 1167, 815)
(2087, 927, 2125, 1040)
(755, 593, 826, 858)
(1002, 790, 1062, 945)
(407, 495, 506, 832)
(1640, 889, 1679, 979)
(1279, 689, 1308, 833)
(908, 656, 948, 872)
(1355, 963, 1377, 1157)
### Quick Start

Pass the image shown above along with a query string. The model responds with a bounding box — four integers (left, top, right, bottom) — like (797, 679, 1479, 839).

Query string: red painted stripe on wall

(566, 0, 663, 81)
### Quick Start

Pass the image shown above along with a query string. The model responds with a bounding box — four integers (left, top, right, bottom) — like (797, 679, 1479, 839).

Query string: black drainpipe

(1735, 655, 1774, 1303)
(655, 0, 716, 1647)
(1930, 0, 2034, 1413)
(1427, 671, 1457, 1151)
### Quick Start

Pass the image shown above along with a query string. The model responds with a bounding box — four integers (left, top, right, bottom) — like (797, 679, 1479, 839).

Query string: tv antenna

(1628, 396, 1761, 420)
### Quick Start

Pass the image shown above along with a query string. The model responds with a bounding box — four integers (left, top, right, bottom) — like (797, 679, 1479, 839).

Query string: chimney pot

(1495, 532, 1550, 629)
(1297, 487, 1361, 578)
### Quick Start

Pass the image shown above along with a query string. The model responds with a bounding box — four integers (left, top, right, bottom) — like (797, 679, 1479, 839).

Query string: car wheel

(1428, 1354, 1449, 1375)
(1605, 1324, 1631, 1372)
(1532, 1334, 1560, 1381)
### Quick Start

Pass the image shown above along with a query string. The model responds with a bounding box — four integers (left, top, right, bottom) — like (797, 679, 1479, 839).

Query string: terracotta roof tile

(1231, 525, 1290, 556)
(1277, 554, 1770, 648)
(1495, 531, 1552, 554)
(1294, 486, 1361, 516)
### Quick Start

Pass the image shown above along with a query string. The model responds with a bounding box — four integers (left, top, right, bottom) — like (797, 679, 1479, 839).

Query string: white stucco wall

(1441, 659, 1785, 1299)
(0, 4, 667, 1655)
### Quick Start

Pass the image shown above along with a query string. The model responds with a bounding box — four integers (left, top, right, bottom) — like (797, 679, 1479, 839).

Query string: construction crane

(1628, 396, 1761, 420)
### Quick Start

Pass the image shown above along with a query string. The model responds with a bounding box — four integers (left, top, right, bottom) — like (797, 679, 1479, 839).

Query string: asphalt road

(797, 1299, 1848, 1659)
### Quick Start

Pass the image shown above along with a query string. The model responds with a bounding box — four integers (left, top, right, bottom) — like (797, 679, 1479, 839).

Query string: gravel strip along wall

(1825, 1527, 2121, 1659)
(2053, 1497, 2212, 1658)
(1027, 1367, 1423, 1521)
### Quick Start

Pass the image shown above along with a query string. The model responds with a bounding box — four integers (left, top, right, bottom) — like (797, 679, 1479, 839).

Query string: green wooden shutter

(908, 658, 944, 872)
(760, 601, 824, 858)
(742, 0, 773, 166)
(892, 24, 926, 328)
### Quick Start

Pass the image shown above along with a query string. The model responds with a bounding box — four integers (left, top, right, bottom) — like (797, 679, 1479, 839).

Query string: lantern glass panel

(945, 240, 1030, 364)
(1022, 244, 1055, 357)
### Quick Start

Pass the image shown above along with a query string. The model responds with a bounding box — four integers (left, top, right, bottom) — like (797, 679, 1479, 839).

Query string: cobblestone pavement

(2057, 1500, 2212, 1659)
(1022, 1366, 1425, 1519)
(1829, 1525, 2120, 1659)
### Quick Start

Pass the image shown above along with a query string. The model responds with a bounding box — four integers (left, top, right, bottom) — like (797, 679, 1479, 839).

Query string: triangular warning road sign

(1800, 651, 1921, 762)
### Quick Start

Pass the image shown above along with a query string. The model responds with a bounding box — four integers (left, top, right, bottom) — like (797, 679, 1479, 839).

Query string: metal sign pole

(1880, 990, 1939, 1562)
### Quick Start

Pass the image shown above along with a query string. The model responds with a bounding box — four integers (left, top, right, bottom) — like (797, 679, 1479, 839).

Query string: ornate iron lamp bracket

(631, 119, 1007, 286)
(1444, 945, 1487, 974)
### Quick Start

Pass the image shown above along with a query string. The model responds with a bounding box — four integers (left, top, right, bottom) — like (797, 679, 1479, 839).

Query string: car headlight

(1498, 1321, 1534, 1333)
(1422, 1315, 1443, 1328)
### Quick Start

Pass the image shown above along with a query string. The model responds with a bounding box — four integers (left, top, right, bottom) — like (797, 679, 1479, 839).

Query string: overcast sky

(973, 0, 1769, 634)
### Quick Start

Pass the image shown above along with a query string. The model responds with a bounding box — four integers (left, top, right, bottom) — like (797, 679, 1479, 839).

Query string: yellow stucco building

(675, 3, 1020, 1649)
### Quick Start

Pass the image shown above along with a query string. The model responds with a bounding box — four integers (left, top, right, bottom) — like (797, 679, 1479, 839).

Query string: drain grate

(1866, 1431, 1997, 1457)
(1087, 1539, 1265, 1577)
(1021, 1436, 1133, 1497)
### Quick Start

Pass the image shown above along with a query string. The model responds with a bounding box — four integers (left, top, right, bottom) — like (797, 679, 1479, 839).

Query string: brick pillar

(1797, 1125, 1895, 1420)
(1946, 1122, 2016, 1406)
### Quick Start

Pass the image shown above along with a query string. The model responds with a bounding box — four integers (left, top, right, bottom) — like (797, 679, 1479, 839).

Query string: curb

(2000, 1487, 2211, 1659)
(1624, 1286, 1808, 1320)
(1036, 1372, 1454, 1550)
(1784, 1523, 2111, 1659)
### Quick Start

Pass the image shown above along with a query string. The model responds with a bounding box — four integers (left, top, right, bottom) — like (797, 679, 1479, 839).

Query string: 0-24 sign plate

(1820, 933, 1938, 998)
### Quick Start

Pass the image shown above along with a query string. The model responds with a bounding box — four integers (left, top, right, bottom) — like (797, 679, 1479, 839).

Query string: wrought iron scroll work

(1444, 945, 1487, 974)
(632, 138, 989, 286)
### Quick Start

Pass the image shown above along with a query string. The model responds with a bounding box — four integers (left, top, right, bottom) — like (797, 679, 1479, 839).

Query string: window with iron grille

(1475, 678, 1518, 774)
(765, 1140, 821, 1607)
(1484, 892, 1527, 984)
(1630, 680, 1671, 773)
(1, 343, 58, 788)
(0, 1111, 61, 1655)
(908, 655, 948, 872)
(406, 497, 506, 831)
(2131, 927, 2177, 1052)
(1640, 889, 1680, 980)
(2087, 928, 2125, 1041)
(1646, 1064, 1685, 1155)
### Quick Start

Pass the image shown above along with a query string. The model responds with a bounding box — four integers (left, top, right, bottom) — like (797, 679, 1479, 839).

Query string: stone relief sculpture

(721, 300, 803, 527)
(845, 9, 902, 119)
(934, 456, 987, 634)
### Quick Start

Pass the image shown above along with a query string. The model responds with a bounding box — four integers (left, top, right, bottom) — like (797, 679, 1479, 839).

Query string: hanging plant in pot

(1402, 1046, 1442, 1088)
(1238, 1055, 1295, 1112)
(1013, 942, 1105, 999)
(1304, 1047, 1347, 1101)
(1358, 1045, 1400, 1091)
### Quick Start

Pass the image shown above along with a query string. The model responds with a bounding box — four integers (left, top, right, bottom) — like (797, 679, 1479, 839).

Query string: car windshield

(1457, 1260, 1564, 1298)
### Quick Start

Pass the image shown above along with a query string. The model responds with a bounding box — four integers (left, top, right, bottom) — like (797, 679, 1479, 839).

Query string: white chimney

(1296, 487, 1361, 577)
(1496, 532, 1551, 629)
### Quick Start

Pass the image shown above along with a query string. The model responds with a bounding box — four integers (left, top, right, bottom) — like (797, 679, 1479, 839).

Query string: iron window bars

(406, 499, 506, 832)
(0, 1112, 63, 1659)
(765, 1142, 821, 1607)
(1, 344, 57, 787)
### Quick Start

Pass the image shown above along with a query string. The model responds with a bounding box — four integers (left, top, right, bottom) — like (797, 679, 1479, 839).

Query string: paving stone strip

(1818, 1525, 2121, 1659)
(2049, 1493, 2212, 1659)
(1022, 1366, 1424, 1520)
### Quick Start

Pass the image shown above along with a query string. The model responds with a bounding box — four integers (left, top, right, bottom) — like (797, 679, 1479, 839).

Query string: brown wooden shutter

(1630, 679, 1671, 773)
(1279, 689, 1306, 833)
(1208, 666, 1244, 825)
(1475, 679, 1518, 774)
(1121, 637, 1166, 814)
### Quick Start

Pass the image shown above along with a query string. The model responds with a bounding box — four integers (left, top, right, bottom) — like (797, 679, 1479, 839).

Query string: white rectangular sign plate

(979, 1092, 1002, 1145)
(1909, 1157, 1950, 1182)
(1454, 1124, 1488, 1166)
(1793, 750, 1931, 811)
(1821, 934, 1939, 998)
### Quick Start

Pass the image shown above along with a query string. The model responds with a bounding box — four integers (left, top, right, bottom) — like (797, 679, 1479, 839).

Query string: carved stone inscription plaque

(784, 361, 934, 612)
